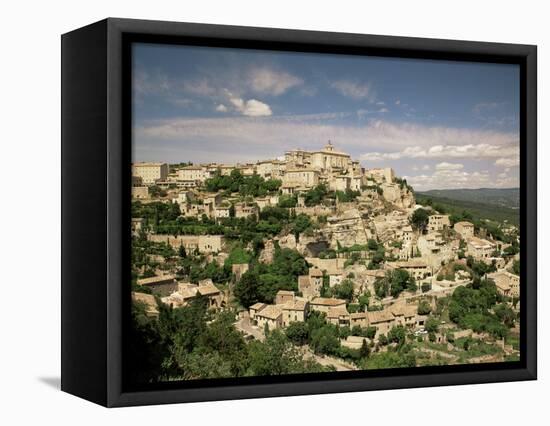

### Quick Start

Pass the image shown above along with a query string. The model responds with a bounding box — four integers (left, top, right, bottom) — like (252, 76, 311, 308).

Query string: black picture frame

(61, 17, 537, 407)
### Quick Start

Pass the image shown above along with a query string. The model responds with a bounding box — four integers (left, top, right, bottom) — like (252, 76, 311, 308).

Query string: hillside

(415, 191, 520, 226)
(417, 188, 519, 209)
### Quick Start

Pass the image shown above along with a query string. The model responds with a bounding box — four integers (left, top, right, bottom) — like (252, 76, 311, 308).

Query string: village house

(326, 306, 351, 326)
(310, 297, 347, 314)
(162, 280, 224, 309)
(214, 205, 231, 220)
(132, 162, 169, 185)
(137, 274, 178, 296)
(234, 202, 259, 219)
(350, 312, 368, 328)
(275, 290, 295, 305)
(131, 292, 159, 318)
(389, 303, 418, 328)
(254, 305, 283, 331)
(283, 168, 320, 189)
(249, 303, 267, 320)
(172, 190, 195, 205)
(428, 214, 451, 232)
(466, 236, 497, 259)
(488, 271, 520, 298)
(203, 193, 223, 214)
(280, 298, 309, 326)
(387, 260, 431, 281)
(402, 225, 414, 244)
(366, 310, 395, 338)
(177, 165, 207, 183)
(255, 159, 285, 179)
(132, 185, 149, 199)
(454, 221, 475, 238)
(147, 234, 224, 254)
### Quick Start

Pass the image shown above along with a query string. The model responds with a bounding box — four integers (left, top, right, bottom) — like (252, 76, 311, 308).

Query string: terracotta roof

(311, 297, 347, 307)
(137, 275, 176, 286)
(367, 310, 394, 324)
(309, 268, 323, 277)
(282, 299, 307, 311)
(455, 221, 474, 227)
(327, 306, 350, 318)
(255, 304, 283, 320)
(250, 302, 267, 311)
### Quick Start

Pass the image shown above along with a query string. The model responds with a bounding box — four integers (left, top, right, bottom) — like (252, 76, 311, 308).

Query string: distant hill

(417, 188, 519, 209)
(415, 188, 520, 226)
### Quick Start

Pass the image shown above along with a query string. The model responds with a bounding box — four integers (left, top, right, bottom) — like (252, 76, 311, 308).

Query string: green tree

(411, 208, 429, 232)
(425, 316, 440, 333)
(285, 322, 309, 345)
(359, 339, 370, 358)
(234, 271, 260, 308)
(417, 299, 432, 315)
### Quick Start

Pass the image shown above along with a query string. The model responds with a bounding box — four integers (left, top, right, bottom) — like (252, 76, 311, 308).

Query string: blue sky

(133, 43, 520, 190)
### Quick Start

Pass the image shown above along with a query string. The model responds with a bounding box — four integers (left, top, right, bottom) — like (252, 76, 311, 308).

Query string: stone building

(488, 271, 520, 298)
(136, 274, 178, 296)
(177, 165, 207, 183)
(387, 260, 431, 281)
(283, 168, 320, 189)
(234, 202, 259, 219)
(309, 297, 347, 314)
(132, 186, 149, 199)
(148, 234, 224, 254)
(428, 214, 450, 232)
(254, 305, 283, 330)
(131, 292, 159, 318)
(366, 310, 395, 338)
(454, 221, 475, 239)
(466, 236, 497, 260)
(132, 162, 168, 185)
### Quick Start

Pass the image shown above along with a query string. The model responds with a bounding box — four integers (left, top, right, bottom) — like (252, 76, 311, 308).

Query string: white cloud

(215, 104, 228, 112)
(359, 120, 518, 163)
(435, 162, 464, 171)
(422, 165, 430, 171)
(248, 67, 303, 96)
(395, 100, 401, 105)
(404, 169, 494, 190)
(229, 96, 272, 117)
(495, 157, 519, 168)
(331, 80, 375, 101)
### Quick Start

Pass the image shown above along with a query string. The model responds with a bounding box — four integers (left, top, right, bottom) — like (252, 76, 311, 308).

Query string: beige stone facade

(454, 221, 475, 238)
(132, 162, 168, 185)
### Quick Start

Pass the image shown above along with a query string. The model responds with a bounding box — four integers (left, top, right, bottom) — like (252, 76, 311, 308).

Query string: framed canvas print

(61, 18, 537, 407)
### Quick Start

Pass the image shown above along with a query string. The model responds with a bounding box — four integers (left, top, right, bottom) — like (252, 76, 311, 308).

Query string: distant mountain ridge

(417, 188, 519, 209)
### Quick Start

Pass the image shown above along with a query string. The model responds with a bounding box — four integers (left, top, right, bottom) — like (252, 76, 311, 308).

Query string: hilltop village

(130, 142, 520, 380)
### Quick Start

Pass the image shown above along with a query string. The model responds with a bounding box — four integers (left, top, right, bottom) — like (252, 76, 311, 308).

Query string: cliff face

(381, 182, 415, 209)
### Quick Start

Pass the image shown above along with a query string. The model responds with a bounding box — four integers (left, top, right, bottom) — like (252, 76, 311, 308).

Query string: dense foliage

(204, 169, 281, 197)
(128, 297, 329, 385)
